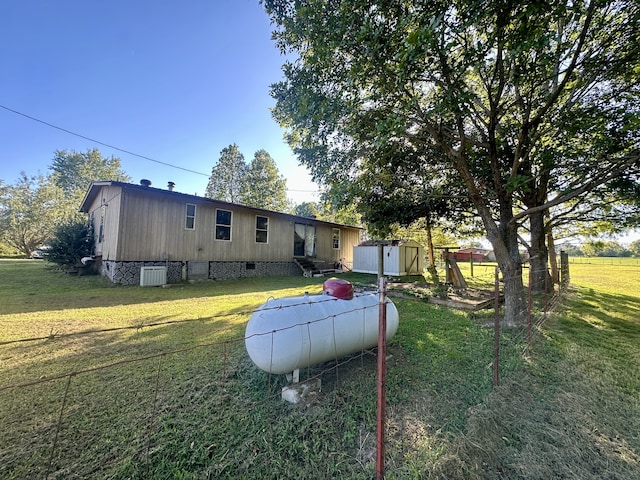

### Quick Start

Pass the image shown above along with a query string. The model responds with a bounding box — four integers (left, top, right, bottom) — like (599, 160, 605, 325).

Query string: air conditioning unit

(140, 266, 167, 286)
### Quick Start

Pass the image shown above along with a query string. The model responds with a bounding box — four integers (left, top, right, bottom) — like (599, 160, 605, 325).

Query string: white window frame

(185, 203, 196, 230)
(255, 215, 269, 244)
(332, 228, 341, 249)
(215, 209, 232, 241)
(98, 205, 106, 243)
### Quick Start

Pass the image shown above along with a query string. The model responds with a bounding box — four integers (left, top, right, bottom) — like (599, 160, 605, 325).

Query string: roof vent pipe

(140, 179, 152, 187)
(168, 181, 175, 191)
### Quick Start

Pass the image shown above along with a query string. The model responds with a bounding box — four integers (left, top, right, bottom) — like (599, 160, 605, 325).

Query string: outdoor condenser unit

(140, 266, 167, 286)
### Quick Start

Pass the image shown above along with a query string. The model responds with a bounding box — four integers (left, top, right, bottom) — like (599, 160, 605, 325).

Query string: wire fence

(566, 256, 640, 266)
(0, 273, 564, 479)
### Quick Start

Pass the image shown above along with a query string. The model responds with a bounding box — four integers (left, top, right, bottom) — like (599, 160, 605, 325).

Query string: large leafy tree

(264, 0, 640, 325)
(0, 173, 67, 256)
(295, 201, 322, 218)
(205, 144, 248, 203)
(295, 198, 361, 224)
(206, 144, 292, 212)
(50, 148, 130, 205)
(242, 149, 290, 211)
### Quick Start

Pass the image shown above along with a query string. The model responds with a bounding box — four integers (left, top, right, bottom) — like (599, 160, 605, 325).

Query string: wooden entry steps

(294, 258, 341, 277)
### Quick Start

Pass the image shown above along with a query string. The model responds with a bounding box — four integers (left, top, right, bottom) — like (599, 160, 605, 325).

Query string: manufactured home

(79, 180, 362, 285)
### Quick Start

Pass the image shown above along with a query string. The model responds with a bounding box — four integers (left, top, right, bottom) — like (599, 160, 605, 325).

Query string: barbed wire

(0, 296, 390, 392)
(0, 291, 381, 347)
(0, 277, 571, 479)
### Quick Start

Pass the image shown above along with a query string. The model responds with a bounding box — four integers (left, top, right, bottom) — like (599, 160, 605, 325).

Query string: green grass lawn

(0, 258, 638, 479)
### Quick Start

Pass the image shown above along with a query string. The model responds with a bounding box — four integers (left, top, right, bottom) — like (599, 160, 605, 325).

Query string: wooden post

(560, 250, 570, 290)
(470, 251, 474, 277)
(444, 248, 451, 284)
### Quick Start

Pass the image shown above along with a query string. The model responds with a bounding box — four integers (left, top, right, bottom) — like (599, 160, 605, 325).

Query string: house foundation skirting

(99, 260, 301, 284)
(100, 261, 183, 285)
(209, 261, 300, 280)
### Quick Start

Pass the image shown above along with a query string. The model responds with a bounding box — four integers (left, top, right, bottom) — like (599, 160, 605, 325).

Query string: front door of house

(294, 223, 316, 257)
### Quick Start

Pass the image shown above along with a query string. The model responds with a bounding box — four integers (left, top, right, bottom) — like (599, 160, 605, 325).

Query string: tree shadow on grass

(434, 286, 640, 479)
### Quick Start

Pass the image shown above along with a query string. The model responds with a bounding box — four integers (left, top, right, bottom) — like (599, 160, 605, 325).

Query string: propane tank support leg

(286, 369, 300, 384)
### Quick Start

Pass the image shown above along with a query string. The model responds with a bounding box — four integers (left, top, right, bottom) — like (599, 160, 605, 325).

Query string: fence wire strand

(1, 273, 568, 478)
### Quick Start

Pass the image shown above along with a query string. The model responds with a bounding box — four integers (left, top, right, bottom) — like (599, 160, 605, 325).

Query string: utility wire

(0, 103, 209, 176)
(0, 103, 321, 194)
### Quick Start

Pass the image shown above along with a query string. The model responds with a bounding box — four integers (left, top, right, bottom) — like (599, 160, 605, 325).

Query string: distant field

(0, 259, 638, 479)
(568, 256, 640, 265)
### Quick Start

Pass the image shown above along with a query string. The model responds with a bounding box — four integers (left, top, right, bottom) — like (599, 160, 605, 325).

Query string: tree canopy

(205, 144, 291, 212)
(205, 144, 248, 203)
(0, 148, 129, 257)
(50, 148, 130, 204)
(264, 0, 640, 324)
(0, 173, 67, 256)
(242, 149, 290, 212)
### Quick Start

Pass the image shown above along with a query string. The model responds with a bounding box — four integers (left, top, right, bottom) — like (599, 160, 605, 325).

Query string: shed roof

(357, 239, 423, 247)
(456, 248, 491, 254)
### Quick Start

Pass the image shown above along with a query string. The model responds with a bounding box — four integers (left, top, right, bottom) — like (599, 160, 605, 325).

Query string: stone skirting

(99, 260, 301, 285)
(100, 260, 183, 285)
(209, 261, 301, 280)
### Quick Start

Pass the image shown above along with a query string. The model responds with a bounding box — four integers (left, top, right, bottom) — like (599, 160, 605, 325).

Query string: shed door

(405, 247, 419, 274)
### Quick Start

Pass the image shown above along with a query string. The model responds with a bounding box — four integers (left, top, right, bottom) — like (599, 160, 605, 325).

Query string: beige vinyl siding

(88, 183, 361, 264)
(111, 188, 296, 262)
(301, 222, 360, 264)
(86, 185, 123, 260)
(337, 228, 360, 264)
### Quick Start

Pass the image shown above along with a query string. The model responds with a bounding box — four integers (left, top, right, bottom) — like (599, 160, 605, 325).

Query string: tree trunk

(547, 229, 559, 284)
(528, 209, 552, 293)
(484, 216, 526, 326)
(449, 151, 526, 325)
(500, 256, 527, 327)
(425, 218, 438, 283)
(425, 220, 436, 268)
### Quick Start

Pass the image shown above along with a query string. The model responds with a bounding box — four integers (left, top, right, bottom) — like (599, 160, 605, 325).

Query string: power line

(0, 103, 322, 195)
(0, 103, 210, 177)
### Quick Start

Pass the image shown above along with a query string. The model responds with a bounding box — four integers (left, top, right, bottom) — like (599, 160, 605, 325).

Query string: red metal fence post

(527, 266, 532, 345)
(376, 276, 388, 479)
(493, 267, 500, 387)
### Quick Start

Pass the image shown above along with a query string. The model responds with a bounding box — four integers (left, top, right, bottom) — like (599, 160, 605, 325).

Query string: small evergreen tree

(46, 219, 93, 268)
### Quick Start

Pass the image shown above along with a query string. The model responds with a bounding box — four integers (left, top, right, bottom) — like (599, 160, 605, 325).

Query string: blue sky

(0, 0, 319, 204)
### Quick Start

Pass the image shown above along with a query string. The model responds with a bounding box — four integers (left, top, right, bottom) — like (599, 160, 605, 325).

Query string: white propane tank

(245, 290, 399, 375)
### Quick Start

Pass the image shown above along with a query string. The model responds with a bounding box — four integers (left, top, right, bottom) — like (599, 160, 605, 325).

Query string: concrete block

(281, 378, 321, 404)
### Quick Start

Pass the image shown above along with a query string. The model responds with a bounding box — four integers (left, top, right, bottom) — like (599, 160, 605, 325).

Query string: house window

(255, 216, 269, 243)
(185, 204, 196, 230)
(215, 209, 232, 241)
(332, 228, 341, 249)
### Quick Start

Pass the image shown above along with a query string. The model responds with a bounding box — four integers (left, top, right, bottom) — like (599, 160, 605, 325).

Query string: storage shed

(352, 240, 424, 276)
